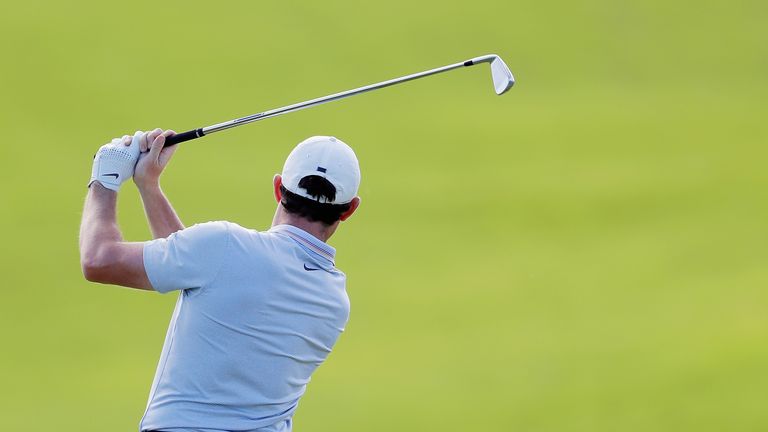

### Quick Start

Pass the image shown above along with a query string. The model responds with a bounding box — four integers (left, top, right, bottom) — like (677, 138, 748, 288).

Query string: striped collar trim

(269, 224, 336, 264)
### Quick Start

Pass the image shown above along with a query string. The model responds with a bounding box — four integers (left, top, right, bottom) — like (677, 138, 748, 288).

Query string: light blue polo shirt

(139, 222, 350, 432)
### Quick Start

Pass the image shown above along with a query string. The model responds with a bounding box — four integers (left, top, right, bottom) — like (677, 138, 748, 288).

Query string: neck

(271, 206, 338, 242)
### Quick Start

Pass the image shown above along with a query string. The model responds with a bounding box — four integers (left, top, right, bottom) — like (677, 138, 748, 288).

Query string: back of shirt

(139, 222, 350, 432)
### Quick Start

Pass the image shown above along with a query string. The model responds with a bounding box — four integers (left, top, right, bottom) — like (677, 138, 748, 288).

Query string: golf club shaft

(163, 57, 487, 147)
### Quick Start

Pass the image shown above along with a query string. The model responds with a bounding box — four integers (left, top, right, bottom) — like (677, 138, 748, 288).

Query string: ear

(273, 174, 283, 203)
(339, 196, 361, 222)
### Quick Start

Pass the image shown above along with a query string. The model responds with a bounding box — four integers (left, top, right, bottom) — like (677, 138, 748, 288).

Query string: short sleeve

(143, 221, 230, 293)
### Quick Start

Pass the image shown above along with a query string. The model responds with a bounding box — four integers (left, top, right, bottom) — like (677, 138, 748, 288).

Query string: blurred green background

(1, 0, 766, 430)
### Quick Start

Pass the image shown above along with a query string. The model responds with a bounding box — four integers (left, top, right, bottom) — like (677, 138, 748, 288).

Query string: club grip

(164, 128, 205, 147)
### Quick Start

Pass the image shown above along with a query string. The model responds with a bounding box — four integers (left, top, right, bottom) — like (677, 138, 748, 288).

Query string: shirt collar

(269, 224, 336, 264)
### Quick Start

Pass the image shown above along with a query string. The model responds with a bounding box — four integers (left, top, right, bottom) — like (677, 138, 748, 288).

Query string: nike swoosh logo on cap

(102, 173, 119, 179)
(304, 264, 320, 271)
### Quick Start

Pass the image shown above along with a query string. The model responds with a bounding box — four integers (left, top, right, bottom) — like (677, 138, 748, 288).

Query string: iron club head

(490, 57, 515, 95)
(470, 54, 515, 95)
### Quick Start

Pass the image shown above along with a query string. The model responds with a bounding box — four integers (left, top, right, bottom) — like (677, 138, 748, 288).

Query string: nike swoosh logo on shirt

(303, 264, 320, 271)
(102, 173, 119, 179)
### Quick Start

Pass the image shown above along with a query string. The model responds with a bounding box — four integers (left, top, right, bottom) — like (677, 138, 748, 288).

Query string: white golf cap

(281, 136, 361, 204)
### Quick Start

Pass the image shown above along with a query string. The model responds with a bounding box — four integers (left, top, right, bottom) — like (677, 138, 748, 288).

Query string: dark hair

(281, 176, 351, 225)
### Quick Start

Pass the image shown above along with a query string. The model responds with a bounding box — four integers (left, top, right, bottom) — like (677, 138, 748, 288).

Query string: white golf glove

(89, 131, 144, 191)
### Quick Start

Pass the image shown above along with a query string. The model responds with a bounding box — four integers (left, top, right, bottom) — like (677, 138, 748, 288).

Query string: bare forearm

(79, 183, 122, 262)
(138, 184, 184, 239)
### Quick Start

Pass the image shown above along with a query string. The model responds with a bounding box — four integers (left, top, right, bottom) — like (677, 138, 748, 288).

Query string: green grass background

(1, 0, 766, 430)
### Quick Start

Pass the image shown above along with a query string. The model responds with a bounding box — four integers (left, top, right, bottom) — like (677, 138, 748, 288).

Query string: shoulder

(172, 220, 236, 241)
(181, 221, 274, 252)
(142, 221, 235, 293)
(151, 221, 233, 253)
(183, 220, 231, 236)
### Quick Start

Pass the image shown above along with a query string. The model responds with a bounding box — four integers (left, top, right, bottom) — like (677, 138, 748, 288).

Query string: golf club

(163, 54, 515, 147)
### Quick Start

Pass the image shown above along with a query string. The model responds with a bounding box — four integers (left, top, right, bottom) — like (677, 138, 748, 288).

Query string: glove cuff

(87, 178, 120, 191)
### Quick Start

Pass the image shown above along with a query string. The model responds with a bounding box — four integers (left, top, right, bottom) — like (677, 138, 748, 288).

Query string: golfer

(79, 129, 361, 432)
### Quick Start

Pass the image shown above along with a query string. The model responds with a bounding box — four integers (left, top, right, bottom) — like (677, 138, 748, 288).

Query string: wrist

(137, 182, 166, 203)
(136, 179, 160, 193)
(88, 181, 119, 205)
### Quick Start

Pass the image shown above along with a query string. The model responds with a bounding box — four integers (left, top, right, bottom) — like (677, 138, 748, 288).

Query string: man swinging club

(79, 128, 361, 432)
